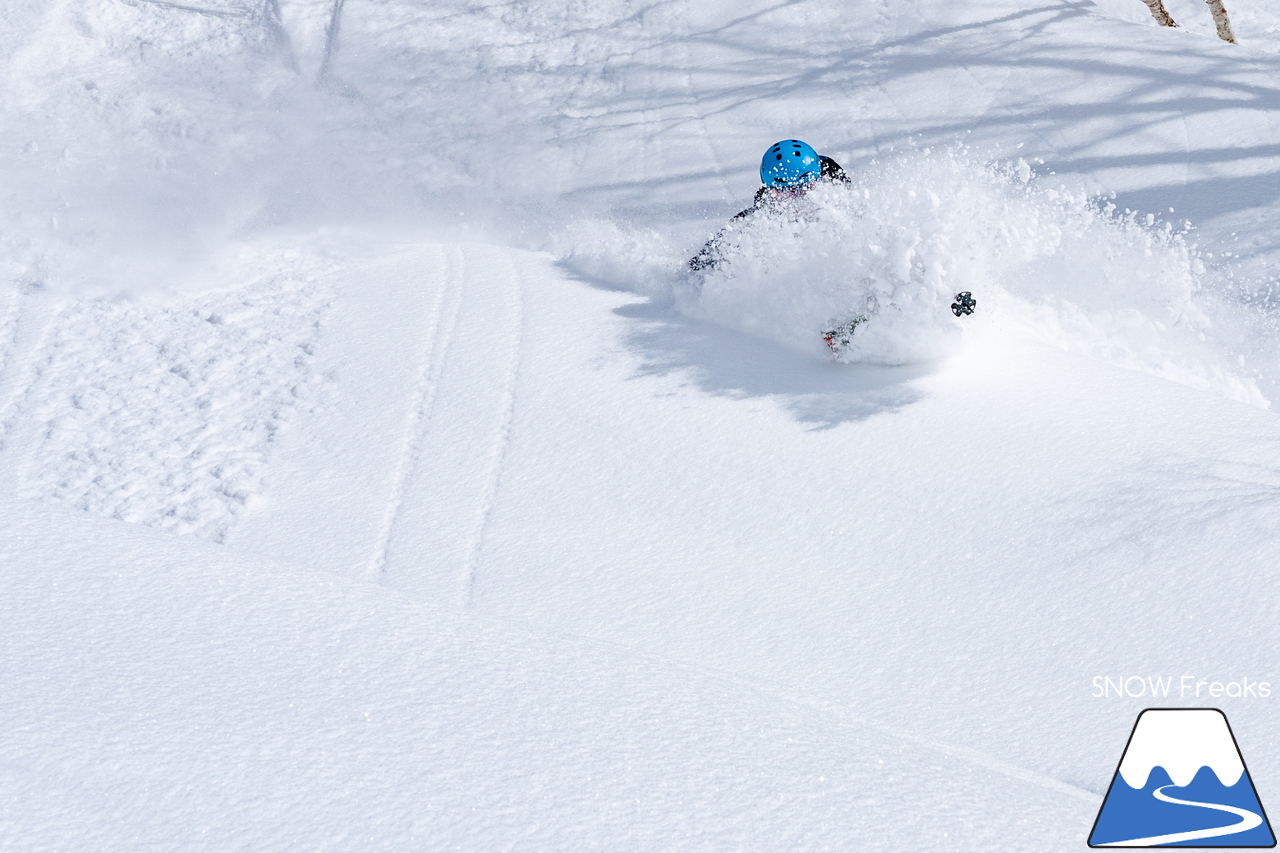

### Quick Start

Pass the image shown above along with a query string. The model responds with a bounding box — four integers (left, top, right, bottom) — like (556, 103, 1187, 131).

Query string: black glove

(951, 292, 976, 317)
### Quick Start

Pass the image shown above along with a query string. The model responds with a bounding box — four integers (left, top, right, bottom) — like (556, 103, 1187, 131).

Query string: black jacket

(689, 156, 850, 271)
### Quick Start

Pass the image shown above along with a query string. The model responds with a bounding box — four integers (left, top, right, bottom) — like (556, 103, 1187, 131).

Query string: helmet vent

(759, 139, 819, 187)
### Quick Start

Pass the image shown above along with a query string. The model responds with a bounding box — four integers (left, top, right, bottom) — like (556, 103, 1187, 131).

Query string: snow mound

(676, 150, 1263, 406)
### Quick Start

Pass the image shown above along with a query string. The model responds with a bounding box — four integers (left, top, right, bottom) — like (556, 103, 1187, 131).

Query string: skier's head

(760, 139, 820, 188)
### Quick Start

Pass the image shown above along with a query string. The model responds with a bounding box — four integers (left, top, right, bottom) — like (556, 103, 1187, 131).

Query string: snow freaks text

(1092, 676, 1272, 699)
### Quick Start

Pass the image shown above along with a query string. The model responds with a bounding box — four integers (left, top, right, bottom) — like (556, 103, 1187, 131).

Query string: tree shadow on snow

(610, 299, 933, 431)
(552, 0, 1280, 270)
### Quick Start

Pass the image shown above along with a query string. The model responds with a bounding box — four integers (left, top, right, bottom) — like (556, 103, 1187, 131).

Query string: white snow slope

(5, 0, 1280, 850)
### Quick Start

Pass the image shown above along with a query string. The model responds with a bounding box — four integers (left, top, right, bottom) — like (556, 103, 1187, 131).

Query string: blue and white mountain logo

(1090, 708, 1275, 847)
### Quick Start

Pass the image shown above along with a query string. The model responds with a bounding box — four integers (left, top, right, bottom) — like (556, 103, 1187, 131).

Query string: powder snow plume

(672, 150, 1265, 407)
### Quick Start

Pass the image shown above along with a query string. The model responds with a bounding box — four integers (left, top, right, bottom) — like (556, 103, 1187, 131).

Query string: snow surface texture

(5, 0, 1280, 850)
(0, 243, 331, 541)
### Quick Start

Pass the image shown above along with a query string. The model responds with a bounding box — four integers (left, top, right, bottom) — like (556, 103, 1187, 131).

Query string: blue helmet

(760, 139, 820, 187)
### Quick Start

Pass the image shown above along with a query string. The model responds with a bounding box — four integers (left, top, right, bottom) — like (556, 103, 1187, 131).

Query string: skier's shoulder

(819, 155, 851, 183)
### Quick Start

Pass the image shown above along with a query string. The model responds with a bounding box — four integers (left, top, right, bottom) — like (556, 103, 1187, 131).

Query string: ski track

(456, 254, 525, 608)
(547, 625, 1102, 806)
(372, 245, 528, 605)
(367, 245, 466, 582)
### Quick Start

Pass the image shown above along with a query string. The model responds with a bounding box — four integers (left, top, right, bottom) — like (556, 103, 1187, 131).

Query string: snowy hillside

(5, 0, 1280, 849)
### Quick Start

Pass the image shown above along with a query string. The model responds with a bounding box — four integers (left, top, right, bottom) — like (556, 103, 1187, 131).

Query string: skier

(688, 139, 850, 272)
(687, 139, 976, 357)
